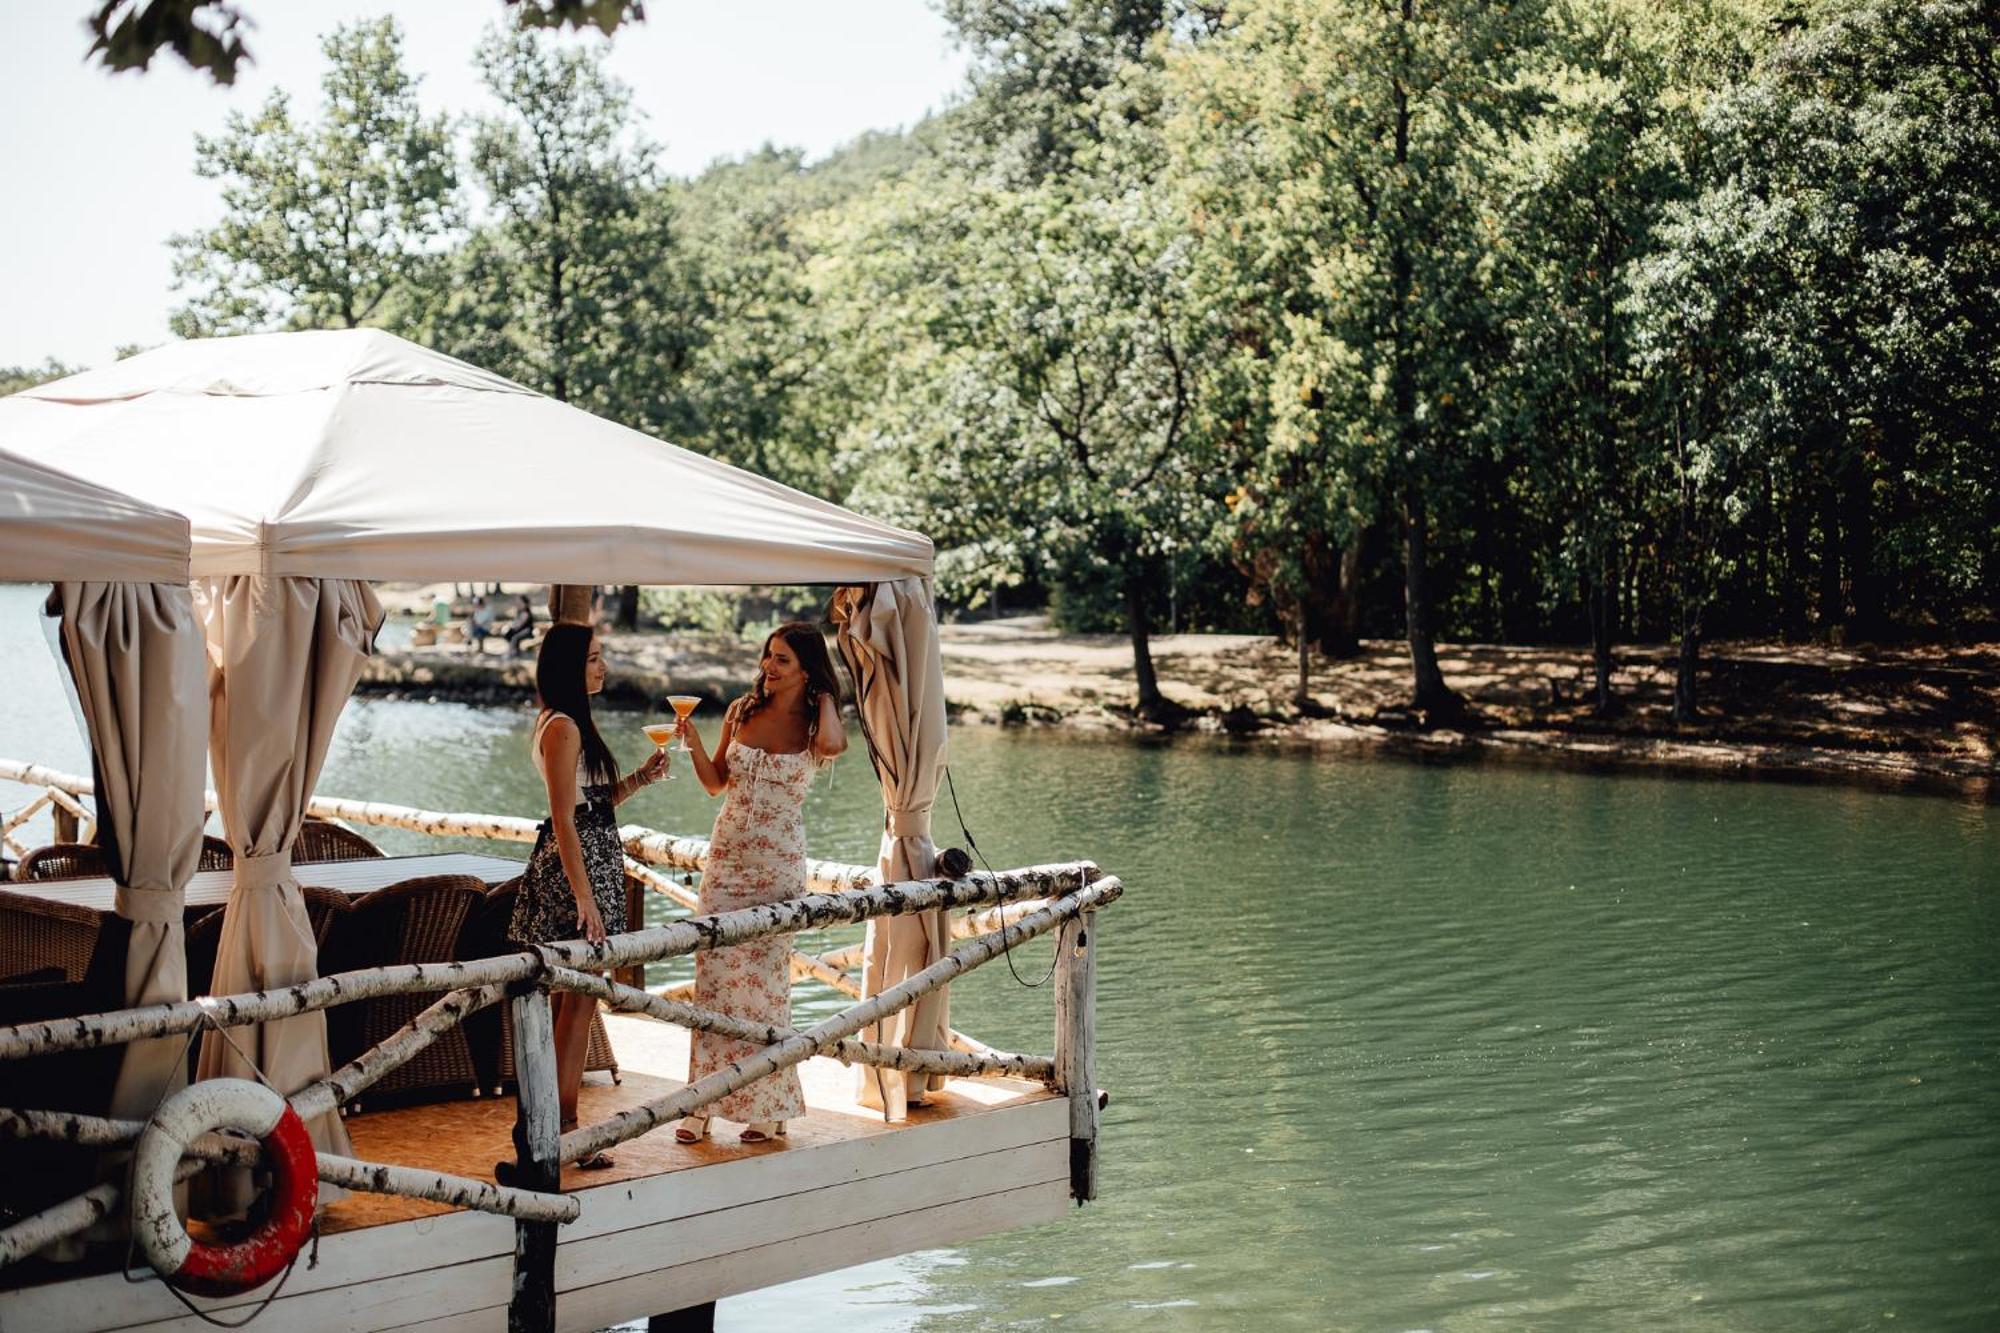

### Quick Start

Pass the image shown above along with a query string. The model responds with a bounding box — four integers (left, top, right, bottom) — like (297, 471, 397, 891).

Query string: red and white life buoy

(131, 1078, 318, 1297)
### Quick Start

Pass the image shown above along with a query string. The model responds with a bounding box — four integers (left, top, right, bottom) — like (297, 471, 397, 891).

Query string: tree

(438, 24, 695, 630)
(1488, 0, 1694, 713)
(1171, 0, 1545, 720)
(85, 0, 646, 84)
(0, 360, 83, 396)
(822, 154, 1209, 717)
(168, 18, 458, 337)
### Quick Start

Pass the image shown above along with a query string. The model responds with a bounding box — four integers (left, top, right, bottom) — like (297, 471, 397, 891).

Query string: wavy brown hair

(728, 621, 842, 746)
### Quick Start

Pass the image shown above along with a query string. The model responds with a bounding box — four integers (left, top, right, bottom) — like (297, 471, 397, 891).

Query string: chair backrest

(294, 819, 385, 864)
(198, 836, 234, 872)
(0, 893, 104, 983)
(18, 843, 108, 882)
(321, 874, 486, 975)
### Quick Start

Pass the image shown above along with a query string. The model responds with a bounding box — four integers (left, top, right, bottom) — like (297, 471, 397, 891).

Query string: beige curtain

(833, 578, 951, 1121)
(194, 576, 382, 1174)
(53, 582, 208, 1120)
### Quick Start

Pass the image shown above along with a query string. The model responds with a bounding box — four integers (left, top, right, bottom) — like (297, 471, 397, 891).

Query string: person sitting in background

(468, 595, 499, 651)
(504, 595, 537, 657)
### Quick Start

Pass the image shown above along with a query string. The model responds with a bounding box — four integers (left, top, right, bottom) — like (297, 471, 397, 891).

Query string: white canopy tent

(1, 329, 931, 584)
(2, 330, 951, 1151)
(0, 447, 208, 1147)
(0, 445, 190, 584)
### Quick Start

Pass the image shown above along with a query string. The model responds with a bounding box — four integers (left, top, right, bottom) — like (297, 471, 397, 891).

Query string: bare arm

(612, 746, 671, 807)
(680, 708, 734, 797)
(539, 718, 605, 943)
(811, 690, 847, 761)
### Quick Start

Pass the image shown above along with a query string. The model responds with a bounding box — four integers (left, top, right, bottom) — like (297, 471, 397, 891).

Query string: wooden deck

(1, 1013, 1072, 1333)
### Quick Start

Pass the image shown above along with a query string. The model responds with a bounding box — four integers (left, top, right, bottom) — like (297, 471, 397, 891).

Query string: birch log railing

(0, 761, 1118, 1332)
(0, 760, 1058, 1057)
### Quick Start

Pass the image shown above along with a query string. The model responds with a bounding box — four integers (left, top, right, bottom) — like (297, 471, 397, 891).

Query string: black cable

(943, 766, 1058, 989)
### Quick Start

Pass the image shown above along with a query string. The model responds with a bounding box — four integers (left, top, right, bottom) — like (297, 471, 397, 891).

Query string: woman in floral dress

(674, 622, 847, 1143)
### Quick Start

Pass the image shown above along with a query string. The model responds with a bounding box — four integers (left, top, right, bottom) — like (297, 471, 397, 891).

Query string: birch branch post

(1054, 911, 1100, 1203)
(509, 987, 561, 1333)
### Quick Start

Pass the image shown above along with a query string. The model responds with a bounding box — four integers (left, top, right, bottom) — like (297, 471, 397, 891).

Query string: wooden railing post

(51, 803, 78, 844)
(508, 984, 561, 1333)
(1054, 909, 1099, 1203)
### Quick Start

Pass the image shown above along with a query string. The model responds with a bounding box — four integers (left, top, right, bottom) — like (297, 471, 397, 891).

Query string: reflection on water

(2, 584, 1997, 1329)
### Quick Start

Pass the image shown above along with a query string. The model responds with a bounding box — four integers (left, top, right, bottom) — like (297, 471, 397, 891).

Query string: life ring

(131, 1078, 318, 1297)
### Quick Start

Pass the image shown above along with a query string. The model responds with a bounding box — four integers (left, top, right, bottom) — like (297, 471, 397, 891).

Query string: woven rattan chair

(197, 836, 234, 872)
(0, 893, 103, 983)
(319, 874, 486, 1108)
(17, 842, 108, 882)
(293, 818, 385, 864)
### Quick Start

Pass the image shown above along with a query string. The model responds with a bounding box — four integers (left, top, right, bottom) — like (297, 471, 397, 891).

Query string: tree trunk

(1124, 571, 1164, 717)
(1840, 454, 1883, 641)
(1588, 555, 1620, 716)
(615, 585, 641, 632)
(1817, 476, 1842, 634)
(1781, 478, 1811, 642)
(1673, 609, 1700, 725)
(1294, 603, 1311, 711)
(1316, 531, 1365, 659)
(1402, 487, 1461, 718)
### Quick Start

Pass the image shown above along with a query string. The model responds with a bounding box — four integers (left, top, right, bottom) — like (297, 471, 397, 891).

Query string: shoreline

(357, 615, 1997, 803)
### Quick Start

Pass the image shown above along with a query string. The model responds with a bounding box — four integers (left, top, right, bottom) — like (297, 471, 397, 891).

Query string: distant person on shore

(468, 595, 498, 651)
(503, 595, 536, 657)
(500, 624, 669, 1178)
(673, 622, 847, 1145)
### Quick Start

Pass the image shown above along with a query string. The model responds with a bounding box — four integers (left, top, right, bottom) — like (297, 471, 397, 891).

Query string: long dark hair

(730, 621, 843, 744)
(535, 623, 617, 785)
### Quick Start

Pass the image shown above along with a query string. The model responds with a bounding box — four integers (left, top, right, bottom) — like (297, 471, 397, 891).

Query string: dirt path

(359, 610, 1997, 799)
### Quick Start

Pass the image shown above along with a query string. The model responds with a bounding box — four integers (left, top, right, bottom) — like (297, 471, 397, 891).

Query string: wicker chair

(319, 875, 487, 1108)
(0, 893, 103, 983)
(294, 818, 385, 864)
(17, 842, 109, 882)
(198, 836, 234, 872)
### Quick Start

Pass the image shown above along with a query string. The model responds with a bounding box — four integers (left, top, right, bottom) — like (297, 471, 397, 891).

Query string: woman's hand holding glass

(636, 746, 671, 785)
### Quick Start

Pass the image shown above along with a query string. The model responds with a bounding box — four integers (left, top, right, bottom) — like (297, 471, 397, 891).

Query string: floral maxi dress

(689, 740, 822, 1123)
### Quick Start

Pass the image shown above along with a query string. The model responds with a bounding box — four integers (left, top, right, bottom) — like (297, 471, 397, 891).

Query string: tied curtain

(194, 575, 382, 1174)
(833, 578, 950, 1121)
(52, 582, 207, 1120)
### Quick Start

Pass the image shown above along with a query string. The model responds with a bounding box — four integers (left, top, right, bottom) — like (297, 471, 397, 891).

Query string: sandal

(740, 1121, 787, 1144)
(673, 1116, 711, 1144)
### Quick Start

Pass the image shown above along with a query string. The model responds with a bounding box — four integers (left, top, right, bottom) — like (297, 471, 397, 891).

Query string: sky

(0, 2, 970, 370)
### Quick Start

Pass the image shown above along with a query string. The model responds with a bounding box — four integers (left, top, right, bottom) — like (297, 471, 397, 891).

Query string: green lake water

(2, 584, 1996, 1330)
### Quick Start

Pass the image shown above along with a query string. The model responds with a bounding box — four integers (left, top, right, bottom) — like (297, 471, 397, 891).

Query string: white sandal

(673, 1116, 710, 1144)
(740, 1121, 787, 1143)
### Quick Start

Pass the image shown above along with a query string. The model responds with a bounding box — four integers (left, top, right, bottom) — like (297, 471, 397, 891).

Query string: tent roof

(0, 445, 191, 584)
(1, 329, 931, 585)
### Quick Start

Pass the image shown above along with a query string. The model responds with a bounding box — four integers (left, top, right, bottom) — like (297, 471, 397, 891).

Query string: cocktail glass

(643, 721, 678, 781)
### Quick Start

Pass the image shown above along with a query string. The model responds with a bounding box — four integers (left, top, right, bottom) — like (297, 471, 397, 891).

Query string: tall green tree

(1171, 0, 1545, 718)
(168, 17, 458, 337)
(438, 24, 695, 628)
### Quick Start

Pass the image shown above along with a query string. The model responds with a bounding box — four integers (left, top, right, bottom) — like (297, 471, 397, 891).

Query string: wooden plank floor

(327, 1012, 1052, 1233)
(2, 1013, 1073, 1333)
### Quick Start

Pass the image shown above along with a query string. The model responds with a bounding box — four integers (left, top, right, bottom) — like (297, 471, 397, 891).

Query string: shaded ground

(361, 602, 1997, 799)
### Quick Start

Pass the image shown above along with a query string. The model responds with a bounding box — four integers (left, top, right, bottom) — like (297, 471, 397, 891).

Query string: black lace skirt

(507, 788, 628, 944)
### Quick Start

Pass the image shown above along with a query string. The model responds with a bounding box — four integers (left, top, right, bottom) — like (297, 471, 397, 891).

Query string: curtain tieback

(885, 808, 932, 839)
(114, 883, 184, 924)
(235, 850, 294, 892)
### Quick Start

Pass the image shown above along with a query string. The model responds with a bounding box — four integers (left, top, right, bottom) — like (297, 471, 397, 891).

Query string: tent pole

(549, 585, 593, 626)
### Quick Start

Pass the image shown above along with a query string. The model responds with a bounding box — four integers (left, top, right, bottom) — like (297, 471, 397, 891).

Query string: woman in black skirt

(508, 622, 668, 1166)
